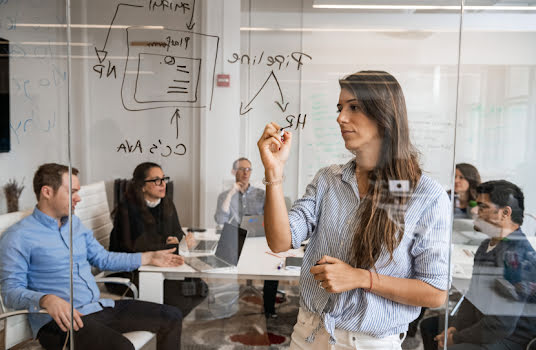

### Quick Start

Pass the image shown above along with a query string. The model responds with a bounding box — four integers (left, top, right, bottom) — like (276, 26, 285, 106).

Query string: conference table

(138, 229, 303, 303)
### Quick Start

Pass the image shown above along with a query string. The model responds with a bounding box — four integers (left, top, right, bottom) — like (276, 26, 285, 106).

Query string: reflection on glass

(422, 180, 536, 349)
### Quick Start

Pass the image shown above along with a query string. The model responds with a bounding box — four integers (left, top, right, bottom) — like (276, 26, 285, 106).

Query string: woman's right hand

(257, 122, 292, 177)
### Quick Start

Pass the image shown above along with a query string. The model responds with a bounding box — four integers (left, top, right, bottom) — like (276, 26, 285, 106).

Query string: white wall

(0, 0, 69, 213)
(2, 0, 536, 220)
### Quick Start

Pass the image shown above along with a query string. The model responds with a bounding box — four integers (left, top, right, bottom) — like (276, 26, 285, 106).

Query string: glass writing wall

(0, 0, 74, 349)
(0, 0, 535, 349)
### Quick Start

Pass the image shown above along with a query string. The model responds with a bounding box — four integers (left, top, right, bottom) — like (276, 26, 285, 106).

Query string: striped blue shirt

(288, 159, 451, 343)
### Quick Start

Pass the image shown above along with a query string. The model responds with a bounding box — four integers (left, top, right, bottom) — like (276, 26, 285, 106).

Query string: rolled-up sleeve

(411, 191, 451, 290)
(288, 170, 327, 249)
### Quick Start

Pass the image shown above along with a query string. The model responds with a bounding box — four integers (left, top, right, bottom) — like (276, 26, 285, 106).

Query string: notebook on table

(186, 223, 248, 272)
(240, 215, 265, 237)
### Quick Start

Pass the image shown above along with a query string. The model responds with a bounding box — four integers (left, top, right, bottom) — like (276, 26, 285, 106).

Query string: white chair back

(0, 182, 154, 350)
(76, 181, 113, 249)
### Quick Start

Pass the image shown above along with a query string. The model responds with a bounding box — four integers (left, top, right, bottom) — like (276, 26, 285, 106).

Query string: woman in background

(454, 163, 481, 219)
(110, 162, 207, 316)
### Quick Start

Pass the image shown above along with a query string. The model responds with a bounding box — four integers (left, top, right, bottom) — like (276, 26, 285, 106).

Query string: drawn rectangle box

(134, 53, 201, 103)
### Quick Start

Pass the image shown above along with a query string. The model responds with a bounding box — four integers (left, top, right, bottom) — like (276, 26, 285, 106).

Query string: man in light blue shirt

(213, 158, 279, 318)
(0, 163, 184, 350)
(214, 157, 265, 226)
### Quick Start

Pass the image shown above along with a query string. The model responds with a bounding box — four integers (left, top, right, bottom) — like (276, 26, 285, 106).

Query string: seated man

(420, 180, 536, 350)
(214, 157, 265, 227)
(0, 163, 184, 350)
(214, 157, 279, 318)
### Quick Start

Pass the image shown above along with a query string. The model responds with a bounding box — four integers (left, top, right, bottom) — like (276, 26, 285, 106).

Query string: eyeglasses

(144, 177, 170, 186)
(237, 167, 252, 173)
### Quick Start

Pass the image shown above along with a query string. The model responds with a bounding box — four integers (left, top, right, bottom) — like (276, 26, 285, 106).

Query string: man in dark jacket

(421, 180, 536, 350)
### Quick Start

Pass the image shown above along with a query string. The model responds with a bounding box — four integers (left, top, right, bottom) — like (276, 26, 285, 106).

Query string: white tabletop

(139, 229, 303, 281)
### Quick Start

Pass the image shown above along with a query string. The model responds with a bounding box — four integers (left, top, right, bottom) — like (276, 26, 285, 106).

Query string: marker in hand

(279, 126, 291, 142)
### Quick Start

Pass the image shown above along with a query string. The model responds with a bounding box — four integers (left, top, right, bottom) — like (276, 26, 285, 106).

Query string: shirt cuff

(28, 292, 47, 312)
(133, 252, 143, 268)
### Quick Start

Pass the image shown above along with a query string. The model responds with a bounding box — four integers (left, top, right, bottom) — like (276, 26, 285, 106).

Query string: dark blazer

(109, 197, 185, 253)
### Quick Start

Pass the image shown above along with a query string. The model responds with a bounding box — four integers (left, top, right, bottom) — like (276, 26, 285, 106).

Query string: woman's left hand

(310, 255, 366, 293)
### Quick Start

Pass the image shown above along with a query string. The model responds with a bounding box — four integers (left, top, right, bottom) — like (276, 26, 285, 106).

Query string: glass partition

(445, 4, 536, 350)
(0, 0, 73, 349)
(1, 0, 536, 349)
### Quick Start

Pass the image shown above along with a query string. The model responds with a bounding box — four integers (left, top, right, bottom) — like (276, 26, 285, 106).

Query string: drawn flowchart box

(134, 53, 201, 103)
(122, 27, 219, 111)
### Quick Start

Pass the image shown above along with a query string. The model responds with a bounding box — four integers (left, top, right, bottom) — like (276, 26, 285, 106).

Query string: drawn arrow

(170, 109, 181, 139)
(95, 3, 144, 63)
(186, 0, 196, 30)
(239, 70, 288, 115)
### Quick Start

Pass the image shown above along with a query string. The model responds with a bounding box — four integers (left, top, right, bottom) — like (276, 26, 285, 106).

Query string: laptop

(240, 215, 265, 237)
(189, 239, 219, 254)
(186, 223, 248, 272)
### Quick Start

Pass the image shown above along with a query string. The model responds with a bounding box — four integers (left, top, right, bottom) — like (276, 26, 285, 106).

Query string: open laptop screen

(240, 215, 265, 237)
(214, 223, 248, 266)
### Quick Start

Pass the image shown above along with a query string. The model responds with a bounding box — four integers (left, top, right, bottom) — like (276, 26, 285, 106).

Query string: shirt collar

(341, 158, 357, 184)
(32, 206, 67, 229)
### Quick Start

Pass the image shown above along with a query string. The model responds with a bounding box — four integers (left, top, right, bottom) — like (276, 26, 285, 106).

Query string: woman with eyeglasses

(109, 162, 207, 316)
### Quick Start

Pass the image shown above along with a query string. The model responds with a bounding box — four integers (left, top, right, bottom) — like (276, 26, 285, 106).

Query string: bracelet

(367, 270, 373, 292)
(262, 175, 285, 186)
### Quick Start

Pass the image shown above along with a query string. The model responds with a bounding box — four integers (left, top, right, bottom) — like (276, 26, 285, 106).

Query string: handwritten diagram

(92, 1, 219, 112)
(121, 27, 218, 111)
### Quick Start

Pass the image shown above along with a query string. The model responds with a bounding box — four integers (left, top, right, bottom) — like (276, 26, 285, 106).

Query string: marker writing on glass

(279, 127, 291, 142)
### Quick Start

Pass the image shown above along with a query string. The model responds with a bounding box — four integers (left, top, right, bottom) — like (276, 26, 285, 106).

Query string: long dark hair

(125, 162, 172, 224)
(341, 71, 422, 270)
(456, 163, 481, 202)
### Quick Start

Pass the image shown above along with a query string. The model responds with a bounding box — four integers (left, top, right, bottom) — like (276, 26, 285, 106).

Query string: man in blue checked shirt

(0, 163, 184, 350)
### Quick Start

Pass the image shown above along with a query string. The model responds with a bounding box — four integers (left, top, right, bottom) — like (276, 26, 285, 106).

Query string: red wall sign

(216, 74, 230, 87)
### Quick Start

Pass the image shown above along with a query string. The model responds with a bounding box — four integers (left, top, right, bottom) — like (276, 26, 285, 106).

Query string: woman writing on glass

(109, 162, 206, 316)
(257, 71, 451, 349)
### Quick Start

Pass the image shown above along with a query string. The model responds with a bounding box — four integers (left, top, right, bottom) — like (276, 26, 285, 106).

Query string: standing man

(214, 158, 280, 318)
(420, 180, 536, 350)
(0, 163, 183, 350)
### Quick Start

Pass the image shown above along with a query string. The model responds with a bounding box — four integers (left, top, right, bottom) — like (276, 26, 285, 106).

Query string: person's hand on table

(142, 248, 184, 267)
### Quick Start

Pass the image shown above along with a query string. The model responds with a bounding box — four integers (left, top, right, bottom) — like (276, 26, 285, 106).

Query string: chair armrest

(95, 277, 139, 299)
(0, 309, 48, 321)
